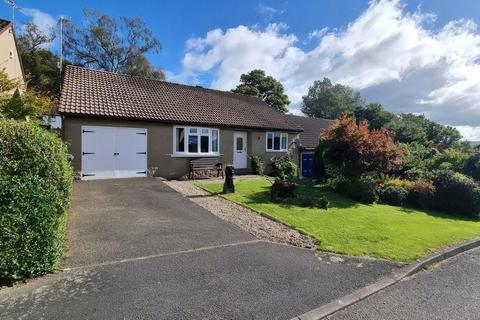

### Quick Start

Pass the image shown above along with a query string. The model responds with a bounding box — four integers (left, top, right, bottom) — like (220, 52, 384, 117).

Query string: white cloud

(176, 0, 480, 139)
(182, 23, 299, 91)
(456, 126, 480, 141)
(308, 27, 329, 39)
(16, 8, 59, 49)
(20, 8, 56, 34)
(256, 3, 283, 20)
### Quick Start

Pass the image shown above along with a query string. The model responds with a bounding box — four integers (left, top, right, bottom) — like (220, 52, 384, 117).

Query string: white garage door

(81, 126, 147, 180)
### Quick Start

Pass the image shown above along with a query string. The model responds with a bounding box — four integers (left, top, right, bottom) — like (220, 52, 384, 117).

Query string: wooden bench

(189, 157, 224, 179)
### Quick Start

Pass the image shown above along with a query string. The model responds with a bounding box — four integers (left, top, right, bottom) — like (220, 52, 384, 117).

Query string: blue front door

(301, 153, 313, 178)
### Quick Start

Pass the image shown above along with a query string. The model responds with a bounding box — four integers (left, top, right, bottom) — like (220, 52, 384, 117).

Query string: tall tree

(232, 69, 290, 113)
(387, 113, 462, 149)
(18, 22, 55, 51)
(17, 22, 63, 95)
(353, 103, 396, 130)
(302, 78, 363, 119)
(63, 9, 165, 79)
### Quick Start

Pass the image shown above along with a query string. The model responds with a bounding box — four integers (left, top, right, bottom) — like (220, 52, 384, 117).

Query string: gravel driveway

(164, 179, 316, 248)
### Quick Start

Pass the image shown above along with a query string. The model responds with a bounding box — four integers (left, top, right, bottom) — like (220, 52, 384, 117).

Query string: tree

(353, 103, 396, 130)
(302, 78, 363, 119)
(428, 148, 468, 171)
(124, 55, 165, 79)
(401, 142, 438, 171)
(319, 115, 404, 176)
(0, 69, 17, 97)
(0, 69, 52, 120)
(387, 114, 429, 145)
(17, 22, 64, 96)
(17, 22, 55, 52)
(232, 69, 290, 113)
(63, 9, 165, 79)
(388, 113, 462, 149)
(1, 90, 52, 120)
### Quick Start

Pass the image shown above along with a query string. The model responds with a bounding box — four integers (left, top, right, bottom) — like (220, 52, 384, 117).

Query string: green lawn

(199, 178, 480, 262)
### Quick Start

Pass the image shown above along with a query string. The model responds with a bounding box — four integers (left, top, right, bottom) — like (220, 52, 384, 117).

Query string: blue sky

(3, 0, 480, 139)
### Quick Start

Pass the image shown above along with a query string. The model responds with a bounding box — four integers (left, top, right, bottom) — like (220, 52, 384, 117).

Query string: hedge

(0, 120, 72, 284)
(428, 170, 480, 217)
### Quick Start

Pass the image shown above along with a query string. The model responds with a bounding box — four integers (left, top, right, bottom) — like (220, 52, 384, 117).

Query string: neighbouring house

(285, 115, 335, 178)
(59, 65, 307, 180)
(0, 19, 24, 90)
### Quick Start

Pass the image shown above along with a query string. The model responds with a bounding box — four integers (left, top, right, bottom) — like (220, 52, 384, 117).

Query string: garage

(81, 126, 147, 180)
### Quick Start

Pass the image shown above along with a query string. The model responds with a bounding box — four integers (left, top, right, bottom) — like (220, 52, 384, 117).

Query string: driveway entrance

(0, 178, 395, 320)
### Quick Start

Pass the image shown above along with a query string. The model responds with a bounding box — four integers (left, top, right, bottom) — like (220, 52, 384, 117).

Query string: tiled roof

(59, 65, 303, 131)
(0, 19, 11, 33)
(285, 115, 335, 149)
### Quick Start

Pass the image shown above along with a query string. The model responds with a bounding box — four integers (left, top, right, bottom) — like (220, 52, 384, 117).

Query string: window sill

(170, 153, 222, 158)
(266, 150, 288, 153)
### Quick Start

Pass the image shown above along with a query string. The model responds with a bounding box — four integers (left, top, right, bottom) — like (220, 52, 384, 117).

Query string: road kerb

(292, 237, 480, 320)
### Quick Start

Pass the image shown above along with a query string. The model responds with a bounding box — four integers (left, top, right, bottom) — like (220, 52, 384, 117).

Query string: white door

(233, 132, 247, 169)
(81, 126, 147, 180)
(115, 128, 148, 178)
(82, 126, 116, 180)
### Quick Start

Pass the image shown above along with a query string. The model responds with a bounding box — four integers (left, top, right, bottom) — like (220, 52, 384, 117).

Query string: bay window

(174, 126, 219, 155)
(266, 132, 288, 152)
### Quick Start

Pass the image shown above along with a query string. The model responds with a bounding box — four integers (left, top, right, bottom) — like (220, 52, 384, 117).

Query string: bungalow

(60, 66, 314, 179)
(285, 115, 334, 178)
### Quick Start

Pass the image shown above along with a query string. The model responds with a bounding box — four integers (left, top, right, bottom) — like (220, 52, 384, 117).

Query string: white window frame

(173, 126, 220, 157)
(266, 132, 288, 152)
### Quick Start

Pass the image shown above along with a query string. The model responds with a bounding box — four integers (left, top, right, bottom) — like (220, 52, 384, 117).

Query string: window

(174, 126, 220, 155)
(175, 128, 185, 152)
(211, 129, 219, 153)
(236, 137, 243, 151)
(266, 132, 288, 152)
(188, 135, 198, 153)
(200, 136, 209, 153)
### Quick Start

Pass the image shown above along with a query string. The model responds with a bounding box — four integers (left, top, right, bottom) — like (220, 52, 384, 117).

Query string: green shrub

(312, 143, 326, 180)
(406, 179, 435, 209)
(270, 178, 297, 202)
(0, 120, 73, 284)
(270, 155, 297, 180)
(428, 170, 480, 217)
(382, 177, 415, 190)
(344, 175, 379, 204)
(378, 185, 408, 206)
(251, 155, 264, 175)
(428, 148, 468, 172)
(326, 174, 350, 193)
(297, 195, 329, 209)
(328, 173, 378, 204)
(464, 152, 480, 181)
(402, 168, 424, 181)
